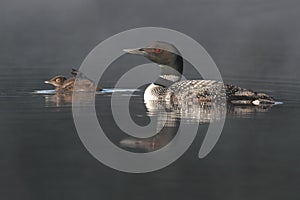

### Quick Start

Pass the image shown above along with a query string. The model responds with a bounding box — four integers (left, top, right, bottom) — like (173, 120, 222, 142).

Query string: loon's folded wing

(166, 80, 275, 105)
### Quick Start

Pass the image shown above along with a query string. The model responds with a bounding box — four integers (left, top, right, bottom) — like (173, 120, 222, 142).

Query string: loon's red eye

(156, 48, 161, 53)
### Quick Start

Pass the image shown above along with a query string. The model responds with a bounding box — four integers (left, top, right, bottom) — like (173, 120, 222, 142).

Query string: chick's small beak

(123, 48, 146, 55)
(44, 80, 51, 84)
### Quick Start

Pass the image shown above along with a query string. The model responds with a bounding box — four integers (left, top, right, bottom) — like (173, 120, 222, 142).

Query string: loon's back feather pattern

(148, 80, 276, 106)
(165, 80, 224, 103)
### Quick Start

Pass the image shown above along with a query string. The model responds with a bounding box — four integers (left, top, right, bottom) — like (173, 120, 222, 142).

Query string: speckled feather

(148, 80, 275, 106)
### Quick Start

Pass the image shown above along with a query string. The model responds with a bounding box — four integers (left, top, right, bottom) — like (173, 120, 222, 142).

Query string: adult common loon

(123, 41, 276, 106)
(44, 69, 101, 92)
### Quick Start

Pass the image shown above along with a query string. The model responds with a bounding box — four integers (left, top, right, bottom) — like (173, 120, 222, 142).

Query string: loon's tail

(226, 84, 281, 106)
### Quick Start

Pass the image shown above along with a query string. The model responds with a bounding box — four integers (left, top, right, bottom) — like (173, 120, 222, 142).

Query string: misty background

(1, 0, 300, 81)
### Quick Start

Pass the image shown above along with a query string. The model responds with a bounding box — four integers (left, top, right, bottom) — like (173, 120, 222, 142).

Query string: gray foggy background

(1, 0, 300, 79)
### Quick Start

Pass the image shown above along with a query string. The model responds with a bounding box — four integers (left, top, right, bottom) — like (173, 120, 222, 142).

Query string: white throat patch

(159, 75, 181, 82)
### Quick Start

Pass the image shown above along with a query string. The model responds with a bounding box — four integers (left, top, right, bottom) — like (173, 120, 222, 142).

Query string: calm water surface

(1, 0, 300, 199)
(0, 66, 299, 200)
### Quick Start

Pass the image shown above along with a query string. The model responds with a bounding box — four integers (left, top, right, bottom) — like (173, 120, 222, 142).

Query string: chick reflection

(44, 92, 94, 107)
(44, 93, 72, 107)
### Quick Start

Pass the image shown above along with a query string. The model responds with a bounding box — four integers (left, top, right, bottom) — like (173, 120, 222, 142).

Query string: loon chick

(123, 41, 276, 106)
(44, 70, 101, 93)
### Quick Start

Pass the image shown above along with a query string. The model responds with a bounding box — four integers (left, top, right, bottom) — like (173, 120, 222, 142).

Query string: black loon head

(123, 41, 183, 79)
(44, 75, 67, 87)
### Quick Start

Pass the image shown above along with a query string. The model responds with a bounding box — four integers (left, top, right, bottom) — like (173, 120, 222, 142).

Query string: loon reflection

(119, 100, 273, 153)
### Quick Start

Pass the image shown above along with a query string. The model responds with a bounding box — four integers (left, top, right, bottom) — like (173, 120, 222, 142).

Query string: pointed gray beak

(44, 81, 51, 84)
(123, 48, 146, 55)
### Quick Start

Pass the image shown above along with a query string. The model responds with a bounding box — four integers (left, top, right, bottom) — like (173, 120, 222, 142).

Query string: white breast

(144, 83, 159, 101)
(144, 83, 168, 101)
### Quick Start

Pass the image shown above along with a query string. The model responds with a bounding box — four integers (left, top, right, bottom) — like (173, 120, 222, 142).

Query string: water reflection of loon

(123, 41, 277, 106)
(119, 102, 272, 153)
